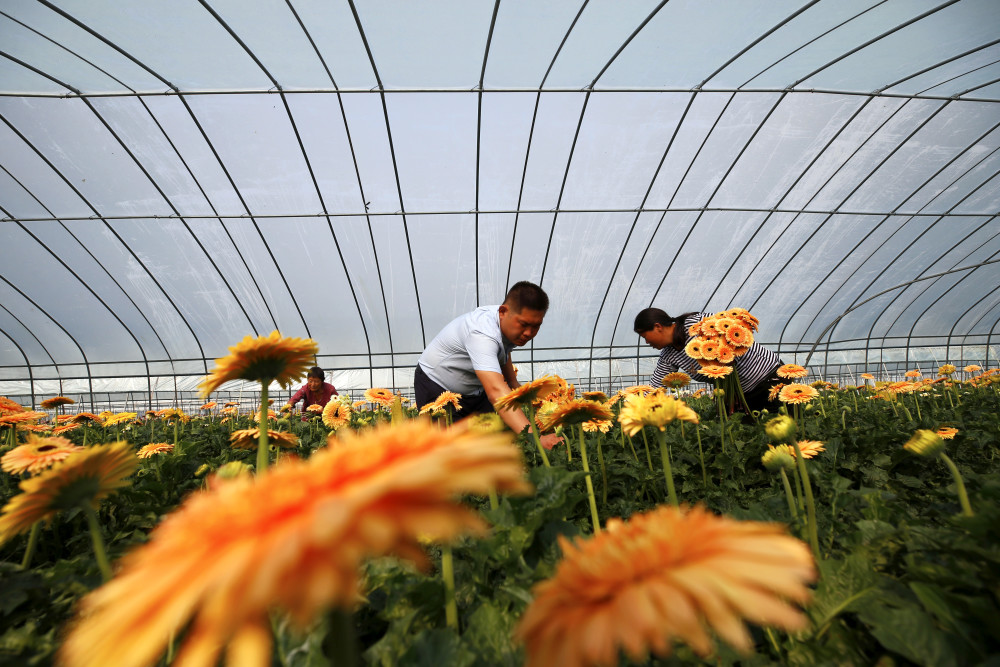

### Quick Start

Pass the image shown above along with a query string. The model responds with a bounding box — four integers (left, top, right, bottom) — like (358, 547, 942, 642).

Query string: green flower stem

(694, 425, 708, 487)
(324, 608, 360, 666)
(82, 503, 112, 582)
(779, 469, 799, 522)
(656, 429, 679, 508)
(173, 418, 180, 454)
(21, 522, 40, 569)
(939, 453, 974, 517)
(912, 394, 922, 421)
(624, 432, 639, 461)
(441, 544, 458, 629)
(591, 428, 608, 506)
(487, 488, 498, 511)
(790, 439, 820, 557)
(715, 383, 728, 454)
(522, 404, 551, 468)
(639, 428, 654, 471)
(257, 383, 271, 474)
(793, 465, 805, 511)
(578, 427, 601, 533)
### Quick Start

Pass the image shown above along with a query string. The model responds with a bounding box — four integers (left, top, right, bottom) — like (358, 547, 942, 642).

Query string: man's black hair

(504, 281, 549, 312)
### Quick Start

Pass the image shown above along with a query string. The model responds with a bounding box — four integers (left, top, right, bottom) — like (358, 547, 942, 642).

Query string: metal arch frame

(942, 247, 1000, 360)
(605, 91, 737, 379)
(918, 59, 1000, 96)
(779, 117, 1000, 356)
(2, 6, 270, 340)
(1, 196, 157, 407)
(955, 289, 1000, 358)
(0, 110, 211, 378)
(705, 95, 876, 311)
(0, 326, 35, 406)
(851, 163, 1000, 368)
(897, 226, 1000, 367)
(284, 0, 381, 388)
(474, 0, 502, 306)
(800, 257, 1000, 368)
(739, 0, 891, 89)
(31, 0, 290, 347)
(585, 92, 697, 383)
(346, 0, 427, 386)
(0, 276, 96, 410)
(874, 38, 1000, 93)
(743, 99, 951, 318)
(504, 0, 589, 297)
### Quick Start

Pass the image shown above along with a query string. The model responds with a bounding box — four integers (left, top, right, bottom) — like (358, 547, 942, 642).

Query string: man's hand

(539, 432, 563, 450)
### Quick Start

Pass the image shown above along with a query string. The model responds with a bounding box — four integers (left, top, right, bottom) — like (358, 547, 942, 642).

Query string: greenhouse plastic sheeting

(1, 0, 999, 406)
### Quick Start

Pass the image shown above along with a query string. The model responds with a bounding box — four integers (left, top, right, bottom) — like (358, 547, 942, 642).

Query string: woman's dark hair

(633, 308, 700, 334)
(308, 366, 324, 380)
(504, 281, 549, 312)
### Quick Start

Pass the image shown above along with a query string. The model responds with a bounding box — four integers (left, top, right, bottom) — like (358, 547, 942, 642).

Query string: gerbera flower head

(515, 505, 814, 666)
(0, 410, 49, 426)
(198, 330, 319, 398)
(725, 324, 753, 348)
(715, 343, 736, 364)
(71, 412, 102, 424)
(537, 399, 613, 432)
(778, 384, 818, 404)
(464, 413, 506, 434)
(684, 339, 704, 360)
(622, 385, 656, 396)
(777, 364, 808, 379)
(53, 423, 81, 436)
(935, 427, 959, 440)
(364, 387, 395, 408)
(137, 443, 174, 459)
(699, 318, 720, 337)
(963, 365, 981, 373)
(661, 372, 691, 389)
(767, 383, 786, 402)
(103, 412, 138, 427)
(493, 376, 563, 413)
(582, 391, 608, 403)
(904, 370, 922, 378)
(306, 404, 324, 414)
(0, 442, 137, 544)
(230, 428, 299, 450)
(40, 396, 75, 409)
(352, 400, 367, 410)
(794, 440, 825, 458)
(58, 420, 532, 667)
(420, 390, 463, 417)
(697, 363, 733, 379)
(861, 373, 875, 380)
(765, 415, 796, 442)
(200, 401, 217, 410)
(713, 317, 738, 335)
(618, 393, 698, 436)
(937, 364, 956, 376)
(762, 445, 796, 472)
(322, 401, 352, 430)
(699, 338, 720, 361)
(582, 419, 613, 433)
(252, 409, 276, 423)
(904, 429, 944, 458)
(1, 434, 84, 475)
(0, 396, 25, 415)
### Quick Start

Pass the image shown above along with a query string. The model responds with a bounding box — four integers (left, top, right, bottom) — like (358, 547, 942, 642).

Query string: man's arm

(475, 369, 561, 449)
(501, 357, 520, 390)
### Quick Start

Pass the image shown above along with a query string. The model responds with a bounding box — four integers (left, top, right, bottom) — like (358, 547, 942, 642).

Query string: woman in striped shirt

(633, 308, 784, 415)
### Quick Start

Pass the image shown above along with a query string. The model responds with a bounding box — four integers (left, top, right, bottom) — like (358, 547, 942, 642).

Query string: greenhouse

(1, 1, 999, 666)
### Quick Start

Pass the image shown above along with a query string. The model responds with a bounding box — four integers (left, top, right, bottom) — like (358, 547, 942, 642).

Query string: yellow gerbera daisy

(230, 429, 299, 450)
(364, 387, 395, 408)
(137, 443, 174, 459)
(322, 401, 351, 430)
(198, 330, 319, 398)
(537, 399, 613, 432)
(617, 393, 698, 436)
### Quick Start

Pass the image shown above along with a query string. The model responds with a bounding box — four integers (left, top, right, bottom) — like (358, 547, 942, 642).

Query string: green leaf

(463, 602, 520, 667)
(859, 601, 964, 667)
(397, 628, 476, 667)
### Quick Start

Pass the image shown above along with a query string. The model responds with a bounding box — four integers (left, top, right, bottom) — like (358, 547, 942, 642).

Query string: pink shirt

(289, 382, 337, 409)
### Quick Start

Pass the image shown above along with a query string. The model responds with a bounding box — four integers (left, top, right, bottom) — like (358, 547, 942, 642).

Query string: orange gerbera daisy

(935, 427, 959, 440)
(224, 402, 239, 407)
(697, 363, 733, 379)
(0, 442, 137, 544)
(493, 376, 563, 413)
(252, 410, 277, 423)
(684, 339, 704, 360)
(725, 324, 753, 348)
(793, 440, 826, 458)
(364, 387, 395, 408)
(661, 372, 691, 389)
(713, 317, 738, 335)
(582, 419, 612, 433)
(777, 364, 808, 379)
(230, 429, 299, 450)
(537, 399, 613, 432)
(904, 370, 922, 378)
(322, 401, 351, 430)
(622, 385, 656, 396)
(768, 383, 786, 402)
(40, 396, 75, 410)
(201, 402, 217, 410)
(860, 373, 875, 380)
(1, 434, 84, 475)
(618, 393, 698, 436)
(715, 343, 736, 365)
(0, 411, 48, 426)
(963, 365, 981, 373)
(305, 404, 324, 414)
(699, 318, 720, 337)
(52, 423, 81, 436)
(581, 391, 608, 402)
(137, 443, 174, 459)
(516, 505, 815, 666)
(352, 400, 367, 410)
(699, 339, 720, 361)
(778, 384, 819, 404)
(422, 390, 462, 415)
(58, 420, 532, 667)
(0, 396, 25, 414)
(198, 330, 319, 398)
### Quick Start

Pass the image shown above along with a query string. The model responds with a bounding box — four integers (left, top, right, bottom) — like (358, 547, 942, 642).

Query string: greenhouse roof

(1, 0, 999, 404)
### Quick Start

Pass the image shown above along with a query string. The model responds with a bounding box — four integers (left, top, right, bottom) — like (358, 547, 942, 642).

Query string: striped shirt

(650, 312, 780, 392)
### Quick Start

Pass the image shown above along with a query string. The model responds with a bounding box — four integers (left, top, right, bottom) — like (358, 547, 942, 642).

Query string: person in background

(633, 308, 784, 415)
(415, 281, 562, 449)
(284, 366, 337, 412)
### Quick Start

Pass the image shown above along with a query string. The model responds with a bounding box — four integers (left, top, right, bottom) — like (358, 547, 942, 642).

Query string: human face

(638, 323, 672, 350)
(498, 305, 545, 347)
(307, 376, 322, 392)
